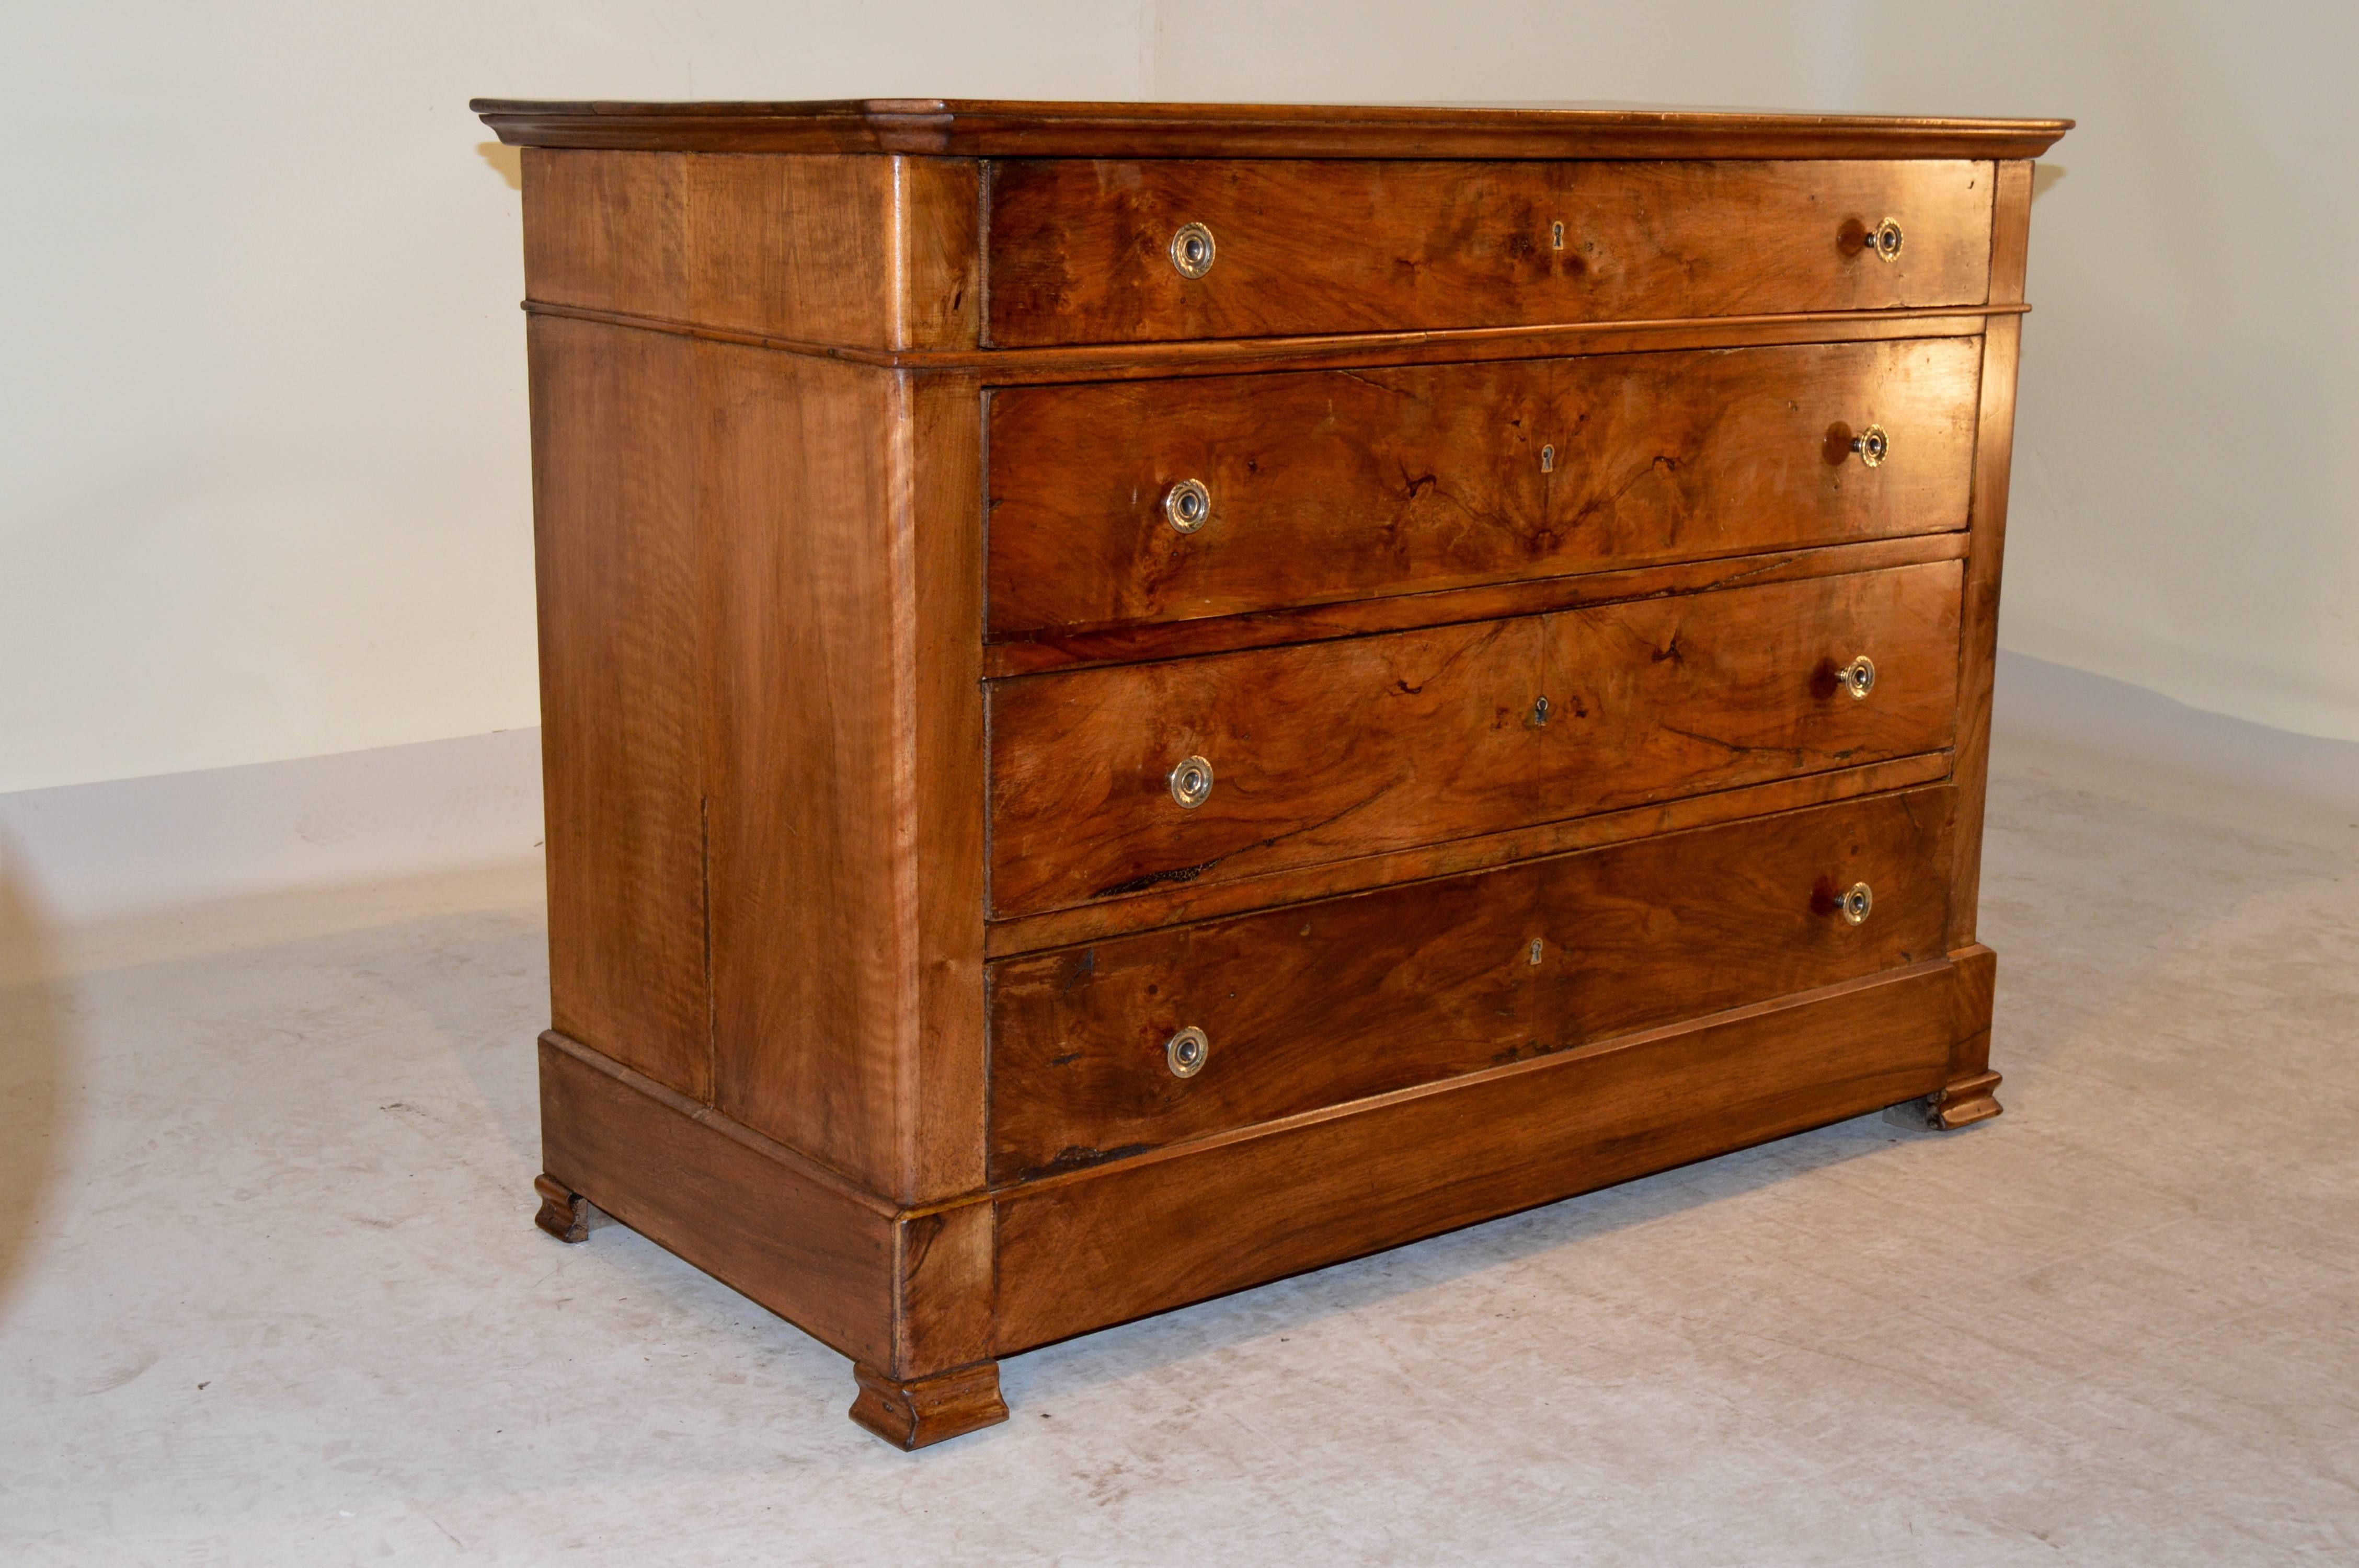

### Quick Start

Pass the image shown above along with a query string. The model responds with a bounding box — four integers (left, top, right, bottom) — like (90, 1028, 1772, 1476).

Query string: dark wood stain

(988, 337, 1981, 636)
(486, 100, 2060, 1445)
(989, 563, 1962, 917)
(987, 159, 1996, 345)
(989, 788, 1954, 1179)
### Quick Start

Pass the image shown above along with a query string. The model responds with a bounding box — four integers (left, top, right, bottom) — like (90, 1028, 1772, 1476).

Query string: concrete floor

(5, 677, 2357, 1563)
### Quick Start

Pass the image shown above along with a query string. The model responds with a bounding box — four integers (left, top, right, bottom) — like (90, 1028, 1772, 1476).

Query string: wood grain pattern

(528, 315, 711, 1097)
(984, 753, 1952, 956)
(993, 960, 1962, 1352)
(539, 1031, 897, 1368)
(988, 337, 1980, 636)
(521, 149, 976, 350)
(490, 105, 2064, 1438)
(987, 159, 1996, 346)
(687, 153, 897, 345)
(686, 154, 979, 349)
(849, 1361, 1007, 1449)
(983, 533, 1967, 678)
(897, 371, 991, 1202)
(521, 150, 688, 319)
(989, 562, 1962, 917)
(1949, 160, 2036, 952)
(894, 1197, 995, 1375)
(478, 99, 2070, 163)
(700, 350, 989, 1203)
(989, 787, 1953, 1179)
(895, 158, 985, 351)
(526, 298, 2012, 381)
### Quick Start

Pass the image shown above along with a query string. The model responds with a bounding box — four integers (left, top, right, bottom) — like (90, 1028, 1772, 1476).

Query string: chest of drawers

(476, 98, 2068, 1449)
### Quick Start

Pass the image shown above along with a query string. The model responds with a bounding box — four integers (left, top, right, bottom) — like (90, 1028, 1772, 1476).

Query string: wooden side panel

(528, 315, 710, 1097)
(989, 562, 1962, 917)
(1949, 159, 2035, 951)
(701, 345, 909, 1191)
(993, 962, 1960, 1352)
(521, 150, 689, 318)
(523, 151, 977, 349)
(685, 153, 979, 349)
(899, 374, 990, 1200)
(989, 787, 1954, 1179)
(987, 159, 1995, 345)
(689, 153, 895, 343)
(987, 337, 1982, 635)
(697, 352, 988, 1205)
(539, 1033, 894, 1366)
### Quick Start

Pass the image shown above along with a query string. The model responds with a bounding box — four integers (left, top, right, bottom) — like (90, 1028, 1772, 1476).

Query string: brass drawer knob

(1169, 221, 1217, 279)
(1165, 1025, 1210, 1078)
(1849, 424, 1890, 467)
(1839, 655, 1877, 700)
(1839, 882, 1874, 925)
(1870, 216, 1904, 262)
(1163, 478, 1212, 534)
(1168, 754, 1215, 809)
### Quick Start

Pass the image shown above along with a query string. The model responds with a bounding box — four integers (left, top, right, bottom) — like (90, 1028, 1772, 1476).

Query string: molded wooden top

(472, 98, 2070, 160)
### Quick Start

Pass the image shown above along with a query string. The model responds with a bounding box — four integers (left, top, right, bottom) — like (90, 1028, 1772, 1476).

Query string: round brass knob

(1840, 655, 1877, 701)
(1850, 424, 1890, 467)
(1169, 221, 1217, 279)
(1163, 478, 1212, 534)
(1871, 217, 1904, 262)
(1839, 882, 1874, 925)
(1165, 1025, 1210, 1078)
(1168, 754, 1215, 809)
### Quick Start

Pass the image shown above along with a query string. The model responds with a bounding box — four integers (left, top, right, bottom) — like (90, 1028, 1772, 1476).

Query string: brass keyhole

(1551, 221, 1565, 250)
(1163, 478, 1212, 533)
(1168, 754, 1215, 809)
(1530, 695, 1552, 727)
(1170, 222, 1217, 279)
(1840, 882, 1874, 925)
(1540, 444, 1554, 474)
(1165, 1025, 1210, 1077)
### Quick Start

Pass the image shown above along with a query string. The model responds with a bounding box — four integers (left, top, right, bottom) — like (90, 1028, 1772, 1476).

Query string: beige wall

(5, 2, 2353, 793)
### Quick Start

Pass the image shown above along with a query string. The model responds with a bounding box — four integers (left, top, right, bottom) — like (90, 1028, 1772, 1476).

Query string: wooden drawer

(987, 337, 1982, 637)
(986, 159, 1994, 346)
(988, 561, 1960, 918)
(990, 787, 1953, 1180)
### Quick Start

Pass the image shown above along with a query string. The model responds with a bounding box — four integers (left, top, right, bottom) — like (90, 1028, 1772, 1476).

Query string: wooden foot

(1884, 1069, 2003, 1132)
(533, 1173, 589, 1242)
(849, 1361, 1008, 1450)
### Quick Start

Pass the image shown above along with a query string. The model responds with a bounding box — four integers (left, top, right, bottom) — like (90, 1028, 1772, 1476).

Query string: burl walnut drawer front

(986, 159, 1995, 346)
(987, 337, 1981, 637)
(987, 561, 1960, 918)
(989, 786, 1953, 1179)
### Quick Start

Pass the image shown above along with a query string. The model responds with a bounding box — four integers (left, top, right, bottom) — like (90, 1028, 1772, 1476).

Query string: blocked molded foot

(533, 1173, 589, 1242)
(1884, 1069, 2003, 1132)
(849, 1361, 1008, 1450)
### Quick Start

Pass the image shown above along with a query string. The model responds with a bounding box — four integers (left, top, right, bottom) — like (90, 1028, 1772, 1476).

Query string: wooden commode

(473, 98, 2069, 1449)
